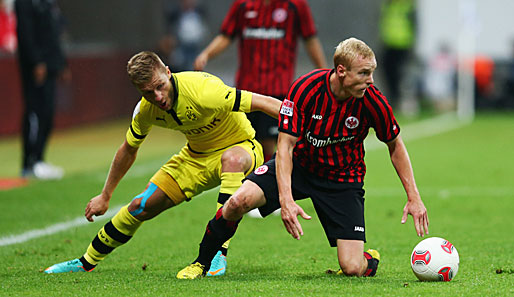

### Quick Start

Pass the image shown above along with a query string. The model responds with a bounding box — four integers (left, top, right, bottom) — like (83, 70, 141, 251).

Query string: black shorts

(246, 158, 366, 247)
(246, 94, 285, 140)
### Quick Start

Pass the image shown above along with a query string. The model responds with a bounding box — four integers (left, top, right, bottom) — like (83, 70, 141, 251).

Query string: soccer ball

(410, 237, 459, 281)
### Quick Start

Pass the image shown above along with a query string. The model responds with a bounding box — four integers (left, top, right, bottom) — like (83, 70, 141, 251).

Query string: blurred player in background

(160, 0, 208, 71)
(379, 0, 417, 110)
(15, 0, 69, 179)
(178, 37, 428, 279)
(44, 51, 282, 276)
(194, 0, 326, 162)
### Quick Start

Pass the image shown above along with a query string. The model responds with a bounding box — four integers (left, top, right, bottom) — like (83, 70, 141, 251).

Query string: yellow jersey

(126, 71, 255, 153)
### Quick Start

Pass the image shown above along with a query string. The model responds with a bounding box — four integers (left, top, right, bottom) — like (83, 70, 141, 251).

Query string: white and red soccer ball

(411, 237, 459, 281)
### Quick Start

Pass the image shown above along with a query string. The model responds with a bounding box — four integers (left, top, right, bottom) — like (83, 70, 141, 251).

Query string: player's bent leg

(223, 180, 267, 220)
(206, 200, 231, 277)
(331, 240, 380, 277)
(205, 146, 253, 277)
(336, 239, 368, 276)
(45, 183, 175, 274)
(128, 182, 175, 221)
(177, 181, 267, 279)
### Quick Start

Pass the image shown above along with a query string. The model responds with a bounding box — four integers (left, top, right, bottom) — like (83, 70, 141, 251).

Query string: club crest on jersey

(345, 116, 359, 129)
(254, 165, 268, 175)
(280, 99, 294, 116)
(185, 106, 197, 121)
(272, 8, 287, 22)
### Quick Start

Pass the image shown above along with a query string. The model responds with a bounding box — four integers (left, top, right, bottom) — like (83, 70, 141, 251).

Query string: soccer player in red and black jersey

(193, 0, 326, 162)
(178, 37, 428, 279)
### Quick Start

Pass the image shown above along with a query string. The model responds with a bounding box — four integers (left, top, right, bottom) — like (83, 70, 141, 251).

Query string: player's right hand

(193, 53, 208, 71)
(85, 194, 110, 222)
(280, 199, 312, 240)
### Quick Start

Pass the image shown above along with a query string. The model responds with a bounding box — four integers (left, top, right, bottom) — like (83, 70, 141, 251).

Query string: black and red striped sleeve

(365, 85, 400, 142)
(279, 70, 325, 136)
(291, 0, 317, 39)
(220, 0, 244, 37)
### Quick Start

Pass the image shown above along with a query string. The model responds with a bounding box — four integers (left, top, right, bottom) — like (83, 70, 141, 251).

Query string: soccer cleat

(366, 249, 380, 261)
(44, 259, 92, 274)
(363, 249, 380, 277)
(206, 251, 227, 277)
(325, 249, 380, 276)
(176, 262, 206, 279)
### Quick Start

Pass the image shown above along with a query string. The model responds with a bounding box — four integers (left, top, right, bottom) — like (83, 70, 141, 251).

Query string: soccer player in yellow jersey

(44, 51, 282, 276)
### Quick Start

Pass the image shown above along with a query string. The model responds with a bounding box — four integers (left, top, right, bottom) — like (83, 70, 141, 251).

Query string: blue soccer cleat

(206, 251, 226, 277)
(44, 259, 92, 274)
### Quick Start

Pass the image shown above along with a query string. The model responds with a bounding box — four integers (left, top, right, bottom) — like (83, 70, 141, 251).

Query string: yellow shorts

(150, 139, 263, 206)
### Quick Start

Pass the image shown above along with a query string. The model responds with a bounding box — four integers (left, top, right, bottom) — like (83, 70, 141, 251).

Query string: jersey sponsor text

(305, 131, 355, 148)
(183, 118, 221, 135)
(243, 27, 285, 40)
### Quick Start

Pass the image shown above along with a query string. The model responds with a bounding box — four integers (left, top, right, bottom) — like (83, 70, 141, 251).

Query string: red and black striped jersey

(221, 0, 317, 95)
(279, 69, 400, 183)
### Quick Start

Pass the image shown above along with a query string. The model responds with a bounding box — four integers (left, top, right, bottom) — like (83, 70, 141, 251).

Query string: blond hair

(333, 37, 375, 70)
(127, 51, 167, 86)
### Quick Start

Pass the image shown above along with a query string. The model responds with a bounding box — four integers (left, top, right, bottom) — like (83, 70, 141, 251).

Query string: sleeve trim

(130, 124, 147, 140)
(232, 89, 241, 111)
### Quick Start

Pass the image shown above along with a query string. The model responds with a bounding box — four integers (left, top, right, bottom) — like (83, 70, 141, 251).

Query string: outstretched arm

(85, 140, 139, 222)
(386, 135, 429, 236)
(250, 93, 283, 119)
(305, 36, 327, 69)
(276, 132, 311, 239)
(194, 34, 232, 70)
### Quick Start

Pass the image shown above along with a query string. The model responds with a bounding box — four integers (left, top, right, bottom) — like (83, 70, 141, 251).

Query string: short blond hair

(127, 51, 167, 86)
(333, 38, 375, 70)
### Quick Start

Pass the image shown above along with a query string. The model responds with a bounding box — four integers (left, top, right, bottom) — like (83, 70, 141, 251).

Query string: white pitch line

(0, 113, 468, 247)
(0, 206, 122, 247)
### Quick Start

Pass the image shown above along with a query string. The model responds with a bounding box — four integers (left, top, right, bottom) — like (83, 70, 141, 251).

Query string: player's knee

(225, 194, 252, 217)
(221, 149, 250, 171)
(339, 261, 364, 277)
(128, 198, 145, 217)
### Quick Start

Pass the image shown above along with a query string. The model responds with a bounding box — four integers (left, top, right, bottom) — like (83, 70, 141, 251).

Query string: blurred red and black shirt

(221, 0, 317, 96)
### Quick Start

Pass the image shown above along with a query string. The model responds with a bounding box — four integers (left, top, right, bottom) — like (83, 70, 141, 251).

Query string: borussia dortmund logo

(185, 106, 197, 121)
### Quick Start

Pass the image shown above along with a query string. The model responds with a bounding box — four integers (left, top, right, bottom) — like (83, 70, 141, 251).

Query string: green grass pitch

(0, 113, 513, 296)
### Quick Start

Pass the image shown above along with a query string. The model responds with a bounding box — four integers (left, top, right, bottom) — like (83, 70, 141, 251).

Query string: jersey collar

(166, 74, 182, 125)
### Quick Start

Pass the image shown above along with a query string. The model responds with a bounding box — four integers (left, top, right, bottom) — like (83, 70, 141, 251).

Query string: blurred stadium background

(1, 0, 513, 137)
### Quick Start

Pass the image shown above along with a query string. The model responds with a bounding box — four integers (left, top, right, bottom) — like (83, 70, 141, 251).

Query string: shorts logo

(345, 116, 359, 129)
(254, 165, 268, 175)
(272, 8, 287, 22)
(280, 99, 294, 116)
(354, 226, 365, 232)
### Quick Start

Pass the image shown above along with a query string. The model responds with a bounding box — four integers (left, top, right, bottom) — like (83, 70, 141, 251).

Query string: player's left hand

(402, 198, 429, 237)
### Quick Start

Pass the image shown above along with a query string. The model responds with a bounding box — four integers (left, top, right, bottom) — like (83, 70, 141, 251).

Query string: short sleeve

(220, 0, 244, 37)
(278, 79, 309, 137)
(126, 100, 153, 148)
(201, 73, 252, 113)
(365, 86, 400, 143)
(293, 0, 317, 39)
